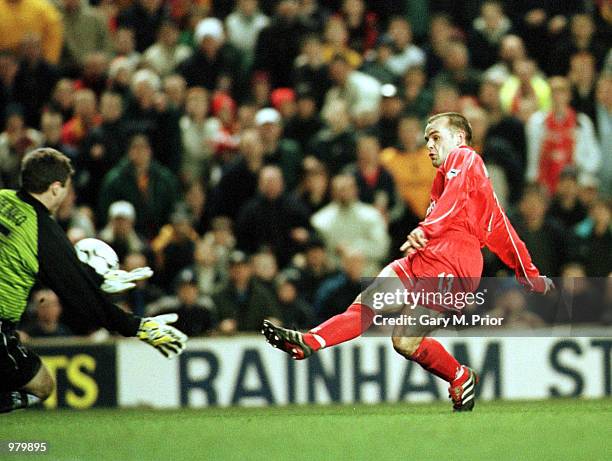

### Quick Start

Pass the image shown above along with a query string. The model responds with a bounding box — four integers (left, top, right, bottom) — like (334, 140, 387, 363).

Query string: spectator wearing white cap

(99, 200, 147, 262)
(177, 17, 243, 94)
(375, 84, 404, 148)
(255, 107, 303, 190)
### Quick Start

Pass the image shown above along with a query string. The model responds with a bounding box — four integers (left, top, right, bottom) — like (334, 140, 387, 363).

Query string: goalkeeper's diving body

(263, 112, 554, 412)
(0, 148, 187, 414)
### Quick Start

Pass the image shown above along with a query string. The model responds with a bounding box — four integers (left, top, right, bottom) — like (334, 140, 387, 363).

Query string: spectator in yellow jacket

(0, 0, 64, 65)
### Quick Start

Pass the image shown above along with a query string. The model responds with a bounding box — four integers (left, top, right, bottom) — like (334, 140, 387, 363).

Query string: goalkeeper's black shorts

(0, 320, 41, 392)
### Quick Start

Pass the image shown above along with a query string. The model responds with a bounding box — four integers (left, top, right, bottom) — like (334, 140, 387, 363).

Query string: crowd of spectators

(2, 0, 611, 337)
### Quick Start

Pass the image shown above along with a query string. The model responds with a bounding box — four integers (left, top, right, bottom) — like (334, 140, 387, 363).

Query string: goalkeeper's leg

(0, 358, 53, 413)
(0, 391, 44, 413)
(263, 265, 404, 359)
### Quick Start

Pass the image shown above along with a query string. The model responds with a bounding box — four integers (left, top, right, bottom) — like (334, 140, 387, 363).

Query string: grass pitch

(3, 399, 611, 461)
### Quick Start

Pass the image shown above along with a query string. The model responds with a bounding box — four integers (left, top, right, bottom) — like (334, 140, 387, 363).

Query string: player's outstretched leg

(262, 320, 314, 359)
(261, 264, 405, 360)
(262, 300, 375, 360)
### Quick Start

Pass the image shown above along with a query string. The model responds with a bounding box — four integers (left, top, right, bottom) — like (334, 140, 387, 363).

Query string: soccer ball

(75, 238, 119, 275)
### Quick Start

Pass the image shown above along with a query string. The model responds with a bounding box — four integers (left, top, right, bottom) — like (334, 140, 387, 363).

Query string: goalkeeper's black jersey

(0, 189, 140, 336)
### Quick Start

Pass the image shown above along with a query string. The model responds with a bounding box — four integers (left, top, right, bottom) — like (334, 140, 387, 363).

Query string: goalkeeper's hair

(21, 147, 74, 193)
(427, 112, 473, 145)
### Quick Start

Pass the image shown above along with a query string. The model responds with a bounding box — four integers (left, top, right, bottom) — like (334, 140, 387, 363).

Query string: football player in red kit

(262, 112, 554, 411)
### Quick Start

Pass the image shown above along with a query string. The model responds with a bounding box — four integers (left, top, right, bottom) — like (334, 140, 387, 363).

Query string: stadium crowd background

(0, 0, 610, 339)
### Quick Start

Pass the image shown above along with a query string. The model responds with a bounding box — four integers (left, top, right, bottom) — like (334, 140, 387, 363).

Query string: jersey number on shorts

(437, 272, 455, 294)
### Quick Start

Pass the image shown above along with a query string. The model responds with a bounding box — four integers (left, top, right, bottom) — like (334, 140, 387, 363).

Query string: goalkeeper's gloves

(137, 314, 187, 358)
(101, 267, 154, 293)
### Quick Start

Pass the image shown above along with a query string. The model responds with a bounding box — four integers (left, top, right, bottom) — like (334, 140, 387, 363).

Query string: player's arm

(485, 198, 554, 294)
(37, 221, 141, 337)
(37, 224, 186, 356)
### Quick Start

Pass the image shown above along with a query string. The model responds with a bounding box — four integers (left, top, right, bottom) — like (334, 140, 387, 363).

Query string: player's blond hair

(427, 112, 473, 144)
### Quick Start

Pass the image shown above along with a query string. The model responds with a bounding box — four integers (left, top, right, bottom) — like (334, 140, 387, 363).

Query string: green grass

(3, 399, 612, 461)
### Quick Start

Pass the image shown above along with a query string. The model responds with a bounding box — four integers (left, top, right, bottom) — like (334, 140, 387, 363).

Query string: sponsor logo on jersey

(446, 169, 461, 180)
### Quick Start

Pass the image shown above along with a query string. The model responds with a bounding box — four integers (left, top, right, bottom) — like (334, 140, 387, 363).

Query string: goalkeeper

(0, 148, 187, 414)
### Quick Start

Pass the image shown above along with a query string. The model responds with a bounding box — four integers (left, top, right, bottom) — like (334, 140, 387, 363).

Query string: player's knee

(392, 335, 422, 358)
(27, 367, 55, 400)
(360, 282, 387, 309)
(38, 372, 55, 401)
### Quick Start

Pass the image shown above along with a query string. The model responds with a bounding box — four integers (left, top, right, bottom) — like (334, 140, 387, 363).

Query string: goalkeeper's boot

(0, 391, 36, 413)
(261, 320, 313, 360)
(0, 391, 21, 413)
(449, 365, 479, 412)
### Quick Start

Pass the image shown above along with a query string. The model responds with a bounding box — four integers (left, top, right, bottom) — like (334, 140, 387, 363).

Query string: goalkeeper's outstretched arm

(37, 226, 187, 357)
(37, 218, 141, 336)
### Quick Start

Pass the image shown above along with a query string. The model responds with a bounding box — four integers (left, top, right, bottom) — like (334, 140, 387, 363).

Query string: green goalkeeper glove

(137, 314, 188, 358)
(101, 267, 154, 293)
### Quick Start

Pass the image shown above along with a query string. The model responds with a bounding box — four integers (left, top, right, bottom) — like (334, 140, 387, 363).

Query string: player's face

(424, 118, 461, 167)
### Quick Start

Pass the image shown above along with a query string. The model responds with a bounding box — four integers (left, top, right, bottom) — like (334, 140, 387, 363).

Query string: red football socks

(303, 302, 375, 351)
(301, 304, 460, 384)
(410, 337, 460, 382)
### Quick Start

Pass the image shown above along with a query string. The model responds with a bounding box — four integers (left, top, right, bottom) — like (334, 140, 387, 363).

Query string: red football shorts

(390, 233, 483, 313)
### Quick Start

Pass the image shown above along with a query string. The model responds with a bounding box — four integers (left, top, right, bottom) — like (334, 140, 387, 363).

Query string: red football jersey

(417, 146, 545, 291)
